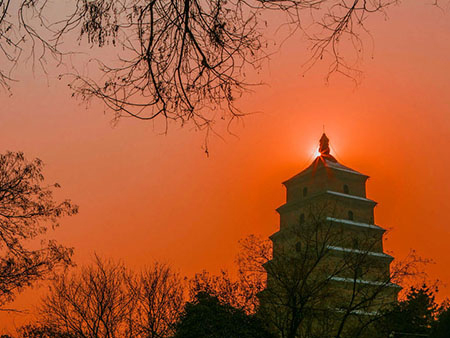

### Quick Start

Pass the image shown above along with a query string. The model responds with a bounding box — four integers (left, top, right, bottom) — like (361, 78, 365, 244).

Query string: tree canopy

(174, 292, 274, 338)
(0, 151, 77, 309)
(431, 302, 450, 338)
(377, 284, 440, 337)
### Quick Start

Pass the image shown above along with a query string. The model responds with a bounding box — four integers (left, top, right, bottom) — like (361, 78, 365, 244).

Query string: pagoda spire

(319, 133, 330, 155)
(318, 133, 337, 162)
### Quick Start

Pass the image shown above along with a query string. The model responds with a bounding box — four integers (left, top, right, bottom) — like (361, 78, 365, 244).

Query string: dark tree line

(6, 221, 447, 338)
(10, 253, 450, 338)
(173, 292, 274, 338)
(377, 284, 450, 338)
(1, 149, 448, 337)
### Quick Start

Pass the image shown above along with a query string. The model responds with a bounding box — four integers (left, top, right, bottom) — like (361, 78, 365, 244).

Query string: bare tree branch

(0, 0, 405, 146)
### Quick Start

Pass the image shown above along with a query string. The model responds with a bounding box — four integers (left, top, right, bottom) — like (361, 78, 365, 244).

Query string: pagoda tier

(260, 134, 399, 338)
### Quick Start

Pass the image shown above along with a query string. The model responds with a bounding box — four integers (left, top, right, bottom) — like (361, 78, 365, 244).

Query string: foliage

(0, 151, 77, 309)
(20, 324, 76, 338)
(189, 269, 260, 315)
(23, 250, 441, 338)
(186, 234, 271, 314)
(431, 301, 450, 338)
(377, 284, 440, 337)
(173, 291, 274, 338)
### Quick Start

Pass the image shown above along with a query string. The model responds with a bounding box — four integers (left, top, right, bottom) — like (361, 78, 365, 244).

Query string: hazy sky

(1, 1, 450, 331)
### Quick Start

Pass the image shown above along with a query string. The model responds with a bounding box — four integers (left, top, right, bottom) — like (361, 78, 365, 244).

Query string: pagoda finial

(319, 133, 330, 156)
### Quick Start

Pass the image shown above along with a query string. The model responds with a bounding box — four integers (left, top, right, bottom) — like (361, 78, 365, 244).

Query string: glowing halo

(314, 147, 321, 158)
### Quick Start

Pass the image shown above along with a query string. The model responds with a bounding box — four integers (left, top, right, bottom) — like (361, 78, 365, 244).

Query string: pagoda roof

(326, 245, 393, 260)
(284, 133, 367, 185)
(283, 155, 367, 185)
(276, 190, 377, 213)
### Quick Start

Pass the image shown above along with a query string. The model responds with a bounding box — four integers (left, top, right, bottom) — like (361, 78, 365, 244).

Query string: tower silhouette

(259, 134, 399, 338)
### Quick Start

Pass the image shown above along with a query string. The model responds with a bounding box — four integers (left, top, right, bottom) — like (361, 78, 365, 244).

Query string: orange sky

(1, 1, 450, 332)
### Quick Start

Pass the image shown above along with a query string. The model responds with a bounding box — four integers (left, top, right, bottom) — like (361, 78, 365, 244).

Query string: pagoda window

(343, 184, 349, 194)
(299, 213, 305, 225)
(348, 210, 354, 221)
(303, 187, 308, 197)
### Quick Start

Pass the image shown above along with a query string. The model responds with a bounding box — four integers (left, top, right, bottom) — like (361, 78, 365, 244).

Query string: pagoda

(259, 134, 399, 338)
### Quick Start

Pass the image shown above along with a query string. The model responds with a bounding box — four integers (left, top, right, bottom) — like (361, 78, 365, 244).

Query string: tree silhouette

(40, 256, 134, 338)
(128, 262, 185, 338)
(237, 214, 425, 338)
(173, 291, 274, 338)
(39, 257, 184, 338)
(20, 324, 76, 338)
(189, 269, 263, 315)
(0, 151, 77, 310)
(378, 284, 440, 338)
(431, 301, 450, 338)
(1, 0, 398, 136)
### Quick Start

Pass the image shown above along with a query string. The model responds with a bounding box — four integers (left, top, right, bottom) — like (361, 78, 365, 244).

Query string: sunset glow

(314, 147, 322, 158)
(1, 1, 450, 333)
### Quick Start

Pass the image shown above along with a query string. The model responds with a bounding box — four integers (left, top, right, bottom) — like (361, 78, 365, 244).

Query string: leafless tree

(40, 256, 134, 338)
(0, 0, 62, 91)
(0, 151, 77, 310)
(38, 258, 185, 338)
(1, 1, 401, 142)
(187, 235, 270, 314)
(129, 262, 185, 338)
(237, 204, 425, 338)
(64, 0, 399, 131)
